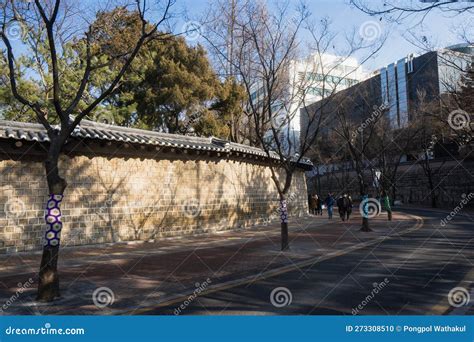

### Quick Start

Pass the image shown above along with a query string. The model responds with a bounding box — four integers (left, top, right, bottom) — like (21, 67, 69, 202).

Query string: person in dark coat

(309, 194, 317, 214)
(337, 195, 347, 221)
(324, 193, 335, 219)
(346, 194, 353, 220)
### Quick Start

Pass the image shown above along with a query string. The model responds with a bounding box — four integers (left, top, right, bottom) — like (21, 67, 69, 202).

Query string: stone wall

(0, 154, 308, 254)
(309, 160, 474, 207)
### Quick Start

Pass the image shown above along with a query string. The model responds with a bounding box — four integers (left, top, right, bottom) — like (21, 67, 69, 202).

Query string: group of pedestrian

(309, 191, 393, 222)
(308, 194, 323, 215)
(309, 192, 353, 221)
(336, 194, 353, 221)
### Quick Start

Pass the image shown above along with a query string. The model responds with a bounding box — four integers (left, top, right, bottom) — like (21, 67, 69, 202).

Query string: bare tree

(331, 94, 382, 231)
(437, 58, 473, 152)
(197, 0, 251, 143)
(351, 0, 473, 54)
(232, 1, 310, 250)
(410, 93, 455, 207)
(350, 1, 474, 25)
(0, 0, 173, 301)
(201, 0, 384, 247)
(199, 0, 249, 79)
(370, 113, 423, 206)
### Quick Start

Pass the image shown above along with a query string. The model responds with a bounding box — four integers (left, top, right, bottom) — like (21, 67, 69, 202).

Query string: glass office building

(302, 44, 473, 158)
(379, 55, 413, 129)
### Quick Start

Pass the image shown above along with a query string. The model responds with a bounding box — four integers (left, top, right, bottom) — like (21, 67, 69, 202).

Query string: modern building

(250, 53, 367, 154)
(380, 46, 472, 130)
(302, 44, 473, 160)
(287, 54, 367, 150)
(301, 44, 473, 202)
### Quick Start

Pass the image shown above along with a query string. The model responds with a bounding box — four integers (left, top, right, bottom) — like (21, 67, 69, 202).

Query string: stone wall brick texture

(0, 155, 308, 254)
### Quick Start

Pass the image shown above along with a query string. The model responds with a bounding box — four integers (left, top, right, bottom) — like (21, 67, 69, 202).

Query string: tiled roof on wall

(0, 119, 312, 169)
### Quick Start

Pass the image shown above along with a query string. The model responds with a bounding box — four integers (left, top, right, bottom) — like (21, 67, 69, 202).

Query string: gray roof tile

(0, 119, 312, 169)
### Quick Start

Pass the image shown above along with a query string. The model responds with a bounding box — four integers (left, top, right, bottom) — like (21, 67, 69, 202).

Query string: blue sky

(175, 0, 471, 73)
(9, 0, 471, 76)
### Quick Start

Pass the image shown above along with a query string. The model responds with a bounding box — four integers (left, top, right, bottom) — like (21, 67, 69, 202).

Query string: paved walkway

(0, 210, 421, 315)
(146, 207, 471, 316)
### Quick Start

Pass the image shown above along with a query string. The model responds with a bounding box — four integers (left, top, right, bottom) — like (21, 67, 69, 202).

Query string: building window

(407, 54, 414, 73)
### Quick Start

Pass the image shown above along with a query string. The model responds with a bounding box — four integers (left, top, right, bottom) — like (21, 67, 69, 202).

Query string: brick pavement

(0, 210, 421, 315)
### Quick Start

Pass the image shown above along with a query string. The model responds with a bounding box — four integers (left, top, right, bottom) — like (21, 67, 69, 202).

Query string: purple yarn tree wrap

(279, 199, 288, 223)
(44, 194, 63, 247)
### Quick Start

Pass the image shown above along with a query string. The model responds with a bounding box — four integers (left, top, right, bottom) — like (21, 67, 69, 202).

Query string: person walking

(346, 195, 353, 221)
(336, 195, 347, 221)
(309, 194, 317, 215)
(325, 193, 335, 219)
(382, 191, 392, 221)
(316, 194, 323, 215)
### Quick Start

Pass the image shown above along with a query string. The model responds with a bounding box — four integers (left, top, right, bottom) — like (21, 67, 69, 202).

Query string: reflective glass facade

(380, 67, 388, 106)
(303, 46, 472, 157)
(379, 58, 411, 128)
(386, 63, 398, 127)
(396, 58, 409, 127)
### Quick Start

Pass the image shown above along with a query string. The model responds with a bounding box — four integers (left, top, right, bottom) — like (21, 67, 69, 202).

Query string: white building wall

(286, 53, 368, 153)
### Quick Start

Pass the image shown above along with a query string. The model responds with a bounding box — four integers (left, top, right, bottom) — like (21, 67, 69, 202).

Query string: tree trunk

(428, 177, 437, 208)
(37, 142, 67, 301)
(361, 216, 371, 232)
(431, 194, 437, 208)
(360, 194, 372, 232)
(391, 186, 397, 206)
(279, 199, 289, 251)
(354, 161, 372, 232)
